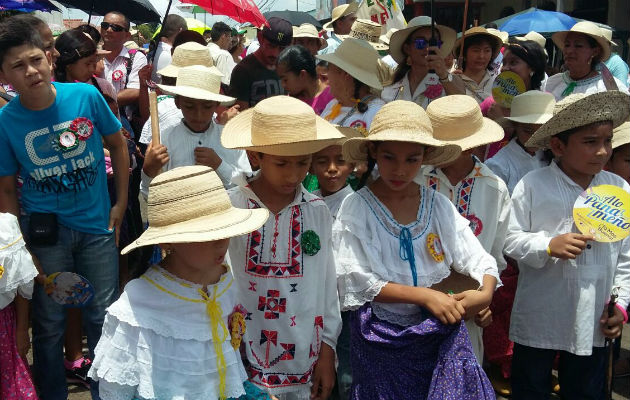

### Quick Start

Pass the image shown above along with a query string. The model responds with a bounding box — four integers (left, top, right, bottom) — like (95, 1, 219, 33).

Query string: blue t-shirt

(0, 82, 122, 234)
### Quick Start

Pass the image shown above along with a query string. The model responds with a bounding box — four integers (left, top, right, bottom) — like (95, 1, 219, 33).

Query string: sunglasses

(100, 22, 127, 33)
(414, 38, 443, 50)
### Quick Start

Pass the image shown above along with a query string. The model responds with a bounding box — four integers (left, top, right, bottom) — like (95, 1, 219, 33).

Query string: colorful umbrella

(180, 0, 267, 27)
(0, 0, 59, 12)
(498, 8, 576, 35)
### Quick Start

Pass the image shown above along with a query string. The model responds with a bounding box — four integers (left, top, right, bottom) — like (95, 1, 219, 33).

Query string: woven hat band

(147, 170, 231, 227)
(176, 69, 221, 94)
(350, 30, 380, 43)
(250, 101, 317, 146)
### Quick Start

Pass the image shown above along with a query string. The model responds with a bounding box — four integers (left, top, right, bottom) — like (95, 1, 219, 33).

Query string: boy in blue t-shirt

(0, 18, 129, 399)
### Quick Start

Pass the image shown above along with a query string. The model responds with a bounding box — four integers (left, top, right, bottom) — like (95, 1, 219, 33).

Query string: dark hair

(171, 30, 207, 54)
(0, 17, 45, 68)
(211, 22, 232, 42)
(392, 27, 442, 84)
(105, 11, 130, 30)
(317, 59, 328, 68)
(554, 120, 613, 144)
(353, 78, 369, 113)
(277, 45, 317, 79)
(357, 142, 379, 189)
(484, 22, 498, 29)
(505, 39, 547, 90)
(582, 34, 602, 70)
(462, 35, 496, 71)
(54, 30, 97, 82)
(162, 14, 188, 39)
(8, 14, 47, 31)
(75, 24, 101, 44)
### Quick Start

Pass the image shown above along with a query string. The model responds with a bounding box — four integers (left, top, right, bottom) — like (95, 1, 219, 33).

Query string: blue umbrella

(499, 8, 576, 35)
(0, 0, 59, 12)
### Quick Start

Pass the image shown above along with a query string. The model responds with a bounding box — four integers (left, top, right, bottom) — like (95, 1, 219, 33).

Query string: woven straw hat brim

(526, 91, 630, 149)
(121, 207, 268, 255)
(317, 50, 383, 90)
(612, 121, 630, 149)
(342, 130, 462, 166)
(221, 108, 346, 156)
(436, 118, 504, 151)
(552, 23, 611, 62)
(293, 28, 328, 49)
(504, 113, 554, 125)
(454, 30, 503, 60)
(323, 2, 358, 30)
(157, 64, 180, 78)
(389, 20, 456, 63)
(156, 84, 236, 105)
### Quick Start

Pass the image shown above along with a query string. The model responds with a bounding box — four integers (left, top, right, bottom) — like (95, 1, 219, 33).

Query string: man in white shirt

(151, 14, 187, 83)
(208, 21, 237, 85)
(319, 2, 358, 55)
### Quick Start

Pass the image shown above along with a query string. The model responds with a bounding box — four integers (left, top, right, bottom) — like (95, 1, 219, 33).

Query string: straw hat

(292, 23, 327, 50)
(389, 16, 456, 62)
(454, 26, 503, 59)
(323, 2, 359, 31)
(121, 166, 269, 255)
(342, 100, 462, 165)
(221, 96, 346, 156)
(379, 28, 398, 46)
(601, 27, 617, 47)
(552, 21, 610, 63)
(426, 95, 503, 152)
(504, 91, 555, 125)
(612, 121, 629, 149)
(124, 41, 141, 50)
(316, 37, 383, 90)
(157, 65, 235, 104)
(515, 31, 548, 56)
(525, 91, 630, 149)
(158, 42, 214, 78)
(486, 28, 509, 43)
(339, 19, 389, 51)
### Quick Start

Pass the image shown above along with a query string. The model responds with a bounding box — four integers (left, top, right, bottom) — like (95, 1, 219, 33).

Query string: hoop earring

(406, 55, 412, 66)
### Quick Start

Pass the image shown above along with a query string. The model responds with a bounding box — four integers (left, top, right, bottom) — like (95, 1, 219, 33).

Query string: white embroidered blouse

(333, 186, 499, 326)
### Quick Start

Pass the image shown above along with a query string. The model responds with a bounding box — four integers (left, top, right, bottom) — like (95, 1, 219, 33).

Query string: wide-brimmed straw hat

(121, 166, 269, 255)
(323, 2, 359, 30)
(504, 91, 555, 125)
(389, 16, 456, 62)
(317, 37, 383, 90)
(526, 91, 630, 149)
(379, 28, 398, 46)
(292, 23, 327, 50)
(221, 96, 346, 156)
(454, 26, 503, 59)
(157, 65, 235, 104)
(515, 31, 548, 56)
(426, 95, 503, 152)
(158, 42, 214, 78)
(339, 19, 389, 51)
(343, 100, 462, 165)
(552, 21, 611, 63)
(601, 27, 617, 47)
(486, 28, 509, 43)
(612, 121, 630, 149)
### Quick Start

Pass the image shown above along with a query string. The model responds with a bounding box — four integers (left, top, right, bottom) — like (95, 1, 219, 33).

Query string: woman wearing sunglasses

(381, 16, 464, 107)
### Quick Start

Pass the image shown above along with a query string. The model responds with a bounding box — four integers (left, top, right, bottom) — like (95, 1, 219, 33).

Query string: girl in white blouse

(333, 100, 499, 399)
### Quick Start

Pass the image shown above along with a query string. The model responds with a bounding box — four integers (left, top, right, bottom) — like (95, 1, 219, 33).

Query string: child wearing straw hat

(141, 65, 251, 197)
(607, 120, 629, 183)
(221, 96, 345, 400)
(505, 91, 630, 399)
(485, 91, 556, 194)
(333, 100, 499, 399)
(317, 38, 386, 135)
(415, 95, 509, 364)
(292, 23, 327, 56)
(88, 165, 272, 399)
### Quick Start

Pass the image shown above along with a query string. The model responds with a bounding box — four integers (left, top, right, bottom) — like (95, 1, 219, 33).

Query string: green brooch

(301, 230, 321, 256)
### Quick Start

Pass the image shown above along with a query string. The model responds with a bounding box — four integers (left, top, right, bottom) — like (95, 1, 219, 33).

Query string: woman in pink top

(276, 45, 334, 115)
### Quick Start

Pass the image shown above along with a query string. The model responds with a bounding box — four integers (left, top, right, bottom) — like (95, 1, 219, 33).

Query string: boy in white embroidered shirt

(141, 65, 251, 197)
(221, 96, 344, 400)
(505, 92, 630, 399)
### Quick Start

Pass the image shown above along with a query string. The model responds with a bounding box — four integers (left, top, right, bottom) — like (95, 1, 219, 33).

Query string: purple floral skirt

(0, 304, 38, 400)
(349, 304, 495, 400)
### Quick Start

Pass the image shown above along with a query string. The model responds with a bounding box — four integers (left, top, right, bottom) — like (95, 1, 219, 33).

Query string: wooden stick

(149, 91, 160, 146)
(457, 0, 470, 69)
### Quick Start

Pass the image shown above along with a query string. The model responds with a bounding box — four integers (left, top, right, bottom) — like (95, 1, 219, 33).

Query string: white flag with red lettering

(356, 0, 407, 33)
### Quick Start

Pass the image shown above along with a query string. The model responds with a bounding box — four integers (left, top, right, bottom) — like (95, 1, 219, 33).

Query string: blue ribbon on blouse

(399, 227, 418, 286)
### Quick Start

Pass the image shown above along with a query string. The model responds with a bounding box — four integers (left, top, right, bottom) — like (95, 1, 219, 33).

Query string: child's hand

(143, 140, 169, 178)
(195, 147, 222, 170)
(474, 307, 493, 328)
(548, 233, 594, 259)
(217, 104, 241, 125)
(310, 343, 335, 400)
(16, 327, 30, 360)
(453, 289, 493, 320)
(423, 290, 466, 325)
(600, 305, 625, 339)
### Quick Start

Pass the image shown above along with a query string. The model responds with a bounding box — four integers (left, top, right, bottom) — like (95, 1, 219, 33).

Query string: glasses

(414, 38, 443, 50)
(100, 22, 127, 33)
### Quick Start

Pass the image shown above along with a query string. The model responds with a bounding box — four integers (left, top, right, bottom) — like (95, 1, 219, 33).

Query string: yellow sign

(573, 184, 630, 242)
(0, 264, 3, 279)
(492, 71, 526, 108)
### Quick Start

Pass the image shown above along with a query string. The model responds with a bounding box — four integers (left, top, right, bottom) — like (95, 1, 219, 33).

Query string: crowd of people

(0, 5, 629, 400)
